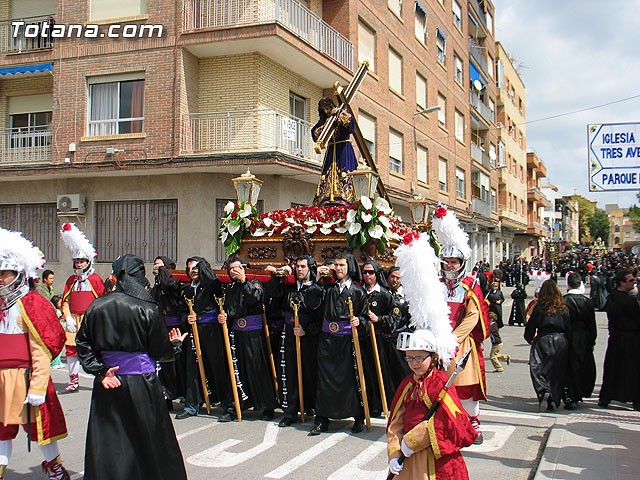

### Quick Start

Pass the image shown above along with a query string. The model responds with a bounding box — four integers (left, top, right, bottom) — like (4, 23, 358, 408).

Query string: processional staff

(347, 296, 371, 431)
(290, 298, 305, 423)
(184, 296, 211, 415)
(215, 294, 243, 422)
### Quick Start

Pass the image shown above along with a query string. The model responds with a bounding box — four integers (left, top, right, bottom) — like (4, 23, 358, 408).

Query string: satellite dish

(632, 245, 639, 255)
(473, 80, 484, 91)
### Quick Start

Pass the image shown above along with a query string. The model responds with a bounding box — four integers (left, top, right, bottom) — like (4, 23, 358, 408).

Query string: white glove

(389, 457, 404, 475)
(401, 439, 414, 458)
(66, 316, 77, 333)
(24, 393, 46, 406)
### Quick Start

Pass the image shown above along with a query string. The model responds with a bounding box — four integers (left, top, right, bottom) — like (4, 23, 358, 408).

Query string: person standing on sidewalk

(489, 312, 510, 373)
(599, 269, 640, 411)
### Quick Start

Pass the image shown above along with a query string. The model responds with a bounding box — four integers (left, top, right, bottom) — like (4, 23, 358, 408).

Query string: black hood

(113, 254, 155, 303)
(155, 255, 176, 270)
(363, 259, 389, 288)
(185, 256, 210, 281)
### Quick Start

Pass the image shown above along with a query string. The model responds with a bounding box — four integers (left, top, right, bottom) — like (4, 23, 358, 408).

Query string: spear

(216, 295, 242, 422)
(347, 297, 370, 431)
(184, 297, 211, 414)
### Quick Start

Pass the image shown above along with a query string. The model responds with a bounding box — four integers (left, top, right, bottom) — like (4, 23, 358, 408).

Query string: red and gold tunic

(387, 368, 477, 480)
(61, 273, 104, 347)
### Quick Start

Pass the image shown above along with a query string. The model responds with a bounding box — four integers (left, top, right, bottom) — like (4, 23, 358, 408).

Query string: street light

(232, 168, 263, 206)
(413, 105, 441, 117)
(349, 164, 379, 198)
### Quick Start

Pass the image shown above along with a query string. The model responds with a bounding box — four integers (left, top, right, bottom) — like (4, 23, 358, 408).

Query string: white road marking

(481, 410, 542, 420)
(464, 424, 516, 453)
(327, 434, 388, 480)
(71, 472, 84, 479)
(187, 423, 280, 468)
(264, 432, 350, 479)
(176, 421, 219, 441)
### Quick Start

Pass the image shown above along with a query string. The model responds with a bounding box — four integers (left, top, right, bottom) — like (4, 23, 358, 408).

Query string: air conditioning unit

(57, 194, 85, 215)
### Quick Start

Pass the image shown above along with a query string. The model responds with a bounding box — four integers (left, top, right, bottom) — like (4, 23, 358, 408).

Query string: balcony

(0, 16, 54, 54)
(468, 39, 489, 75)
(468, 0, 487, 28)
(470, 90, 494, 125)
(527, 186, 549, 205)
(472, 196, 491, 218)
(527, 220, 549, 238)
(181, 108, 322, 166)
(183, 0, 353, 74)
(471, 142, 491, 170)
(0, 127, 52, 165)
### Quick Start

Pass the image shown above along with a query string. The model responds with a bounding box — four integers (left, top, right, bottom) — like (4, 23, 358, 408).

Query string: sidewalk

(534, 403, 640, 479)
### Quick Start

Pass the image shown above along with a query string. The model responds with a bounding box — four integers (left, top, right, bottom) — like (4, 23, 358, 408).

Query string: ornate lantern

(232, 168, 263, 206)
(349, 164, 379, 199)
(409, 194, 429, 227)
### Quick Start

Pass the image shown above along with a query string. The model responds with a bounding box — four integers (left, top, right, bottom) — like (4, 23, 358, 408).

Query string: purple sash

(164, 315, 180, 327)
(322, 318, 352, 336)
(284, 311, 313, 327)
(232, 314, 263, 331)
(101, 351, 155, 375)
(198, 311, 219, 324)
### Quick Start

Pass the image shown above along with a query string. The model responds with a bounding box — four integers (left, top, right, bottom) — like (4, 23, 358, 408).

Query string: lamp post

(232, 168, 263, 207)
(408, 194, 430, 229)
(349, 164, 379, 199)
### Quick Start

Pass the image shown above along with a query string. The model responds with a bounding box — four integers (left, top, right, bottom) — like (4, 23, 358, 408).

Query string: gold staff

(290, 299, 305, 423)
(262, 306, 279, 396)
(184, 297, 211, 415)
(215, 295, 242, 422)
(367, 298, 389, 418)
(347, 297, 371, 430)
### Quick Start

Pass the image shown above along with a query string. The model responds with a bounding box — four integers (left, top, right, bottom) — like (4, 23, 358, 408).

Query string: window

(453, 53, 463, 84)
(388, 47, 403, 94)
(436, 29, 446, 65)
(417, 144, 428, 183)
(488, 98, 495, 120)
(289, 92, 307, 120)
(389, 129, 403, 174)
(359, 110, 376, 161)
(95, 199, 177, 263)
(438, 157, 447, 191)
(91, 0, 146, 21)
(388, 0, 402, 16)
(520, 199, 524, 215)
(416, 73, 427, 109)
(519, 165, 524, 181)
(454, 109, 464, 142)
(491, 188, 497, 211)
(0, 203, 58, 262)
(486, 11, 494, 34)
(489, 143, 497, 167)
(289, 92, 308, 155)
(508, 193, 512, 210)
(437, 93, 446, 127)
(487, 53, 494, 78)
(88, 76, 144, 136)
(455, 168, 465, 198)
(9, 111, 52, 148)
(415, 3, 427, 43)
(452, 0, 462, 29)
(358, 20, 375, 71)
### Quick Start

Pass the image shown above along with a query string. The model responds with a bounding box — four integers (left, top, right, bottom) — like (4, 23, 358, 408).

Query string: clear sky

(492, 0, 640, 209)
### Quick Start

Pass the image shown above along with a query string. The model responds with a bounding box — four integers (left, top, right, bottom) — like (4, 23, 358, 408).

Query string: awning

(437, 28, 447, 41)
(0, 63, 52, 76)
(415, 1, 427, 15)
(469, 62, 486, 86)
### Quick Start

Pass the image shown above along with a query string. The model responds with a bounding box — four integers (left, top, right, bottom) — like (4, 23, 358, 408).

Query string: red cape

(62, 273, 105, 302)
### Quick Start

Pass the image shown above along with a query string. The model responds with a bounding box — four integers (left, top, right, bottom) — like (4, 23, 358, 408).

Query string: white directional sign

(589, 122, 640, 191)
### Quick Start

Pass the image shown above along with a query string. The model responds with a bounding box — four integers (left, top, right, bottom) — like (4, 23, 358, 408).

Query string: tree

(628, 193, 640, 233)
(588, 208, 610, 244)
(576, 197, 596, 242)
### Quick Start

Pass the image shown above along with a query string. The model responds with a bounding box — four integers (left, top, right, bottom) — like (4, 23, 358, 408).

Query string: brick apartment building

(0, 0, 502, 285)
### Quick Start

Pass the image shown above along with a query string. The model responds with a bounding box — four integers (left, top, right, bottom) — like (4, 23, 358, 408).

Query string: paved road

(7, 282, 612, 479)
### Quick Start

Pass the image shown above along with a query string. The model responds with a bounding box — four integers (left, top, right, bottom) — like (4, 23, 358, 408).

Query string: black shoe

(564, 401, 578, 410)
(218, 411, 236, 422)
(176, 410, 197, 420)
(351, 418, 364, 434)
(308, 422, 329, 436)
(598, 400, 609, 408)
(278, 417, 296, 428)
(262, 409, 275, 421)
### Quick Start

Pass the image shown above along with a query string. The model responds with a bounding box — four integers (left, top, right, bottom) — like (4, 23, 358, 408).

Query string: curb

(533, 416, 567, 480)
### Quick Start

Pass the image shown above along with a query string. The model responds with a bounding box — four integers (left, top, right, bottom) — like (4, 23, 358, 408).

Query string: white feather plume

(395, 234, 458, 366)
(0, 227, 46, 278)
(431, 205, 471, 259)
(60, 222, 96, 260)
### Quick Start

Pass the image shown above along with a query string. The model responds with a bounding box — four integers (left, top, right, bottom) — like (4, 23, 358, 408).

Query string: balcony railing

(0, 16, 54, 54)
(472, 196, 491, 218)
(0, 127, 52, 164)
(181, 108, 323, 165)
(468, 38, 488, 75)
(468, 0, 487, 28)
(183, 0, 354, 70)
(470, 90, 494, 124)
(470, 142, 491, 170)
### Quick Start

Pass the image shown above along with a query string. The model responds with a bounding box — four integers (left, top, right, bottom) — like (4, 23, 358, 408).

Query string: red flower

(434, 206, 447, 219)
(365, 209, 371, 215)
(231, 211, 238, 218)
(250, 226, 256, 233)
(403, 232, 420, 245)
(62, 223, 72, 231)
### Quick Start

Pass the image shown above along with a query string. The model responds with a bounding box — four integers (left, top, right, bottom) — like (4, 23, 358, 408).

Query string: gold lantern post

(408, 194, 429, 230)
(349, 164, 380, 199)
(232, 168, 263, 206)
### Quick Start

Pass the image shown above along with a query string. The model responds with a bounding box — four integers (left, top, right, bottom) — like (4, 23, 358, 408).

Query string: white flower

(253, 228, 267, 237)
(348, 222, 362, 235)
(368, 224, 384, 239)
(224, 201, 235, 215)
(360, 196, 372, 209)
(220, 231, 228, 243)
(306, 225, 318, 234)
(239, 203, 252, 218)
(281, 226, 291, 234)
(361, 212, 372, 223)
(320, 226, 332, 235)
(346, 209, 357, 223)
(263, 217, 273, 228)
(227, 222, 240, 235)
(335, 226, 347, 234)
(379, 215, 392, 229)
(243, 217, 252, 228)
(374, 197, 392, 214)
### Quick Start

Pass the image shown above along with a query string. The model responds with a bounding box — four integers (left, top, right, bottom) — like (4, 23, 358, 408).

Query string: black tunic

(315, 280, 369, 419)
(487, 288, 505, 328)
(382, 289, 412, 394)
(265, 276, 324, 419)
(524, 305, 570, 407)
(563, 292, 597, 402)
(600, 289, 640, 404)
(77, 291, 187, 480)
(509, 287, 527, 326)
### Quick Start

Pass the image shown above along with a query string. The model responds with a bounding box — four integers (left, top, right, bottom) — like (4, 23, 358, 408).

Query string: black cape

(563, 292, 597, 401)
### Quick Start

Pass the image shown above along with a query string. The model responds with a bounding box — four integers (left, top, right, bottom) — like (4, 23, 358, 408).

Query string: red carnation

(62, 223, 72, 231)
(403, 231, 420, 245)
(231, 211, 238, 218)
(537, 271, 542, 276)
(434, 206, 447, 219)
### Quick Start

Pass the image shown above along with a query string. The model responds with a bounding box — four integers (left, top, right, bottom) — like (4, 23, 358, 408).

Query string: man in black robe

(178, 256, 229, 419)
(265, 256, 324, 427)
(563, 273, 597, 409)
(76, 254, 187, 480)
(150, 256, 186, 409)
(589, 270, 608, 311)
(599, 269, 640, 411)
(385, 267, 412, 390)
(218, 257, 277, 422)
(310, 252, 369, 435)
(361, 259, 398, 414)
